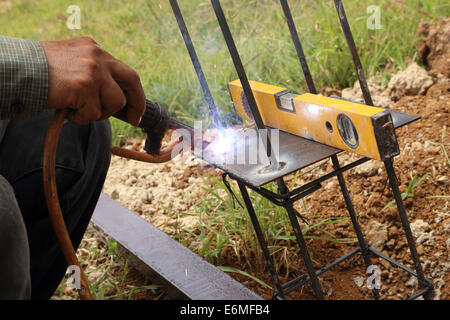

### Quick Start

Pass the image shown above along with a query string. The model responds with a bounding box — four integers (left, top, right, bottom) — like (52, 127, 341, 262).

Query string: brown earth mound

(418, 18, 450, 78)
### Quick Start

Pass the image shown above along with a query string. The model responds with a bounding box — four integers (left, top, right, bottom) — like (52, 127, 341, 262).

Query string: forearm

(0, 36, 48, 120)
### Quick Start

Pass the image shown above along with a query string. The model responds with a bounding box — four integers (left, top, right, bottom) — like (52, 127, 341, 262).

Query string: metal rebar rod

(289, 182, 321, 203)
(331, 156, 380, 300)
(237, 181, 285, 299)
(383, 159, 434, 300)
(289, 156, 370, 197)
(239, 179, 321, 207)
(368, 248, 434, 299)
(277, 180, 324, 299)
(277, 5, 367, 299)
(279, 0, 317, 94)
(210, 0, 278, 165)
(169, 0, 223, 130)
(277, 8, 375, 293)
(334, 0, 374, 106)
(281, 247, 361, 294)
(368, 247, 419, 277)
(406, 288, 431, 301)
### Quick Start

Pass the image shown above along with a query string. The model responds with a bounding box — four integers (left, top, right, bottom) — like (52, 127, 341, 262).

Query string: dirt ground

(84, 19, 449, 300)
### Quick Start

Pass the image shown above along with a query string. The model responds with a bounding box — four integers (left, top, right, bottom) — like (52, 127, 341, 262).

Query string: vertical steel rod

(277, 180, 324, 299)
(384, 159, 434, 300)
(331, 156, 380, 299)
(169, 0, 224, 130)
(237, 181, 285, 299)
(278, 0, 375, 299)
(210, 0, 278, 166)
(334, 0, 432, 299)
(279, 0, 317, 94)
(334, 0, 374, 106)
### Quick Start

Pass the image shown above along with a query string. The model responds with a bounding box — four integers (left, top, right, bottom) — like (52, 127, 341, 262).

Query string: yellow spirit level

(228, 79, 399, 161)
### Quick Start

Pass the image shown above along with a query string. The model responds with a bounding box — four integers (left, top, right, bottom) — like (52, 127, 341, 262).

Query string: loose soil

(75, 19, 449, 300)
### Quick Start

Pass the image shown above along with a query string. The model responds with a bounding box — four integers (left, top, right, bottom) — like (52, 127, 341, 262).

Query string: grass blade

(218, 266, 272, 289)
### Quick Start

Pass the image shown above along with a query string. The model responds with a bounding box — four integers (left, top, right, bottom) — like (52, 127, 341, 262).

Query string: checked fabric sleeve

(0, 35, 48, 120)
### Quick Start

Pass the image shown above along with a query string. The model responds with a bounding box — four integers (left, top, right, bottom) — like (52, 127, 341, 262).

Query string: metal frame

(170, 0, 434, 300)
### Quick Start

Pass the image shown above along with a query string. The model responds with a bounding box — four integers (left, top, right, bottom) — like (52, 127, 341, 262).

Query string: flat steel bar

(383, 159, 434, 299)
(92, 194, 262, 300)
(169, 0, 223, 130)
(279, 0, 317, 94)
(210, 0, 278, 165)
(237, 181, 285, 299)
(334, 0, 374, 106)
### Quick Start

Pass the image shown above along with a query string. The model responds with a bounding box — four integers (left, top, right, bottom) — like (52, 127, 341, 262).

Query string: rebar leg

(331, 155, 380, 299)
(237, 181, 285, 299)
(277, 179, 324, 299)
(383, 159, 434, 299)
(279, 0, 317, 94)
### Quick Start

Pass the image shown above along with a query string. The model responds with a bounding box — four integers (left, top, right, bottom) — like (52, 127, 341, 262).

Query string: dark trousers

(0, 110, 111, 299)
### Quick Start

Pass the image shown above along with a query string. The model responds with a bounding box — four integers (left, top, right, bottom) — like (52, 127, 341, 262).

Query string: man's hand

(40, 37, 145, 126)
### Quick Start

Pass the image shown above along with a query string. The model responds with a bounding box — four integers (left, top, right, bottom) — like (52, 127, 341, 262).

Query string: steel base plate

(198, 109, 419, 187)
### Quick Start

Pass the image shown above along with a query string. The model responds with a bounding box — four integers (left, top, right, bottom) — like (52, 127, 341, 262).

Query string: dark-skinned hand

(41, 37, 145, 126)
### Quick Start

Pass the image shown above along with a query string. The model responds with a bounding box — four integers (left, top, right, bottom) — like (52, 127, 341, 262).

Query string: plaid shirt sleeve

(0, 35, 48, 120)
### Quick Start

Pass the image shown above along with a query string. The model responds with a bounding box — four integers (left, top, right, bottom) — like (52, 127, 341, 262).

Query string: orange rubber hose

(111, 138, 182, 163)
(43, 110, 185, 300)
(43, 109, 93, 300)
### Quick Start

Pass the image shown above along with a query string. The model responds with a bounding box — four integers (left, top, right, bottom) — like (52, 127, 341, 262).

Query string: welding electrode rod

(279, 0, 317, 94)
(210, 0, 277, 164)
(169, 0, 224, 130)
(334, 0, 374, 106)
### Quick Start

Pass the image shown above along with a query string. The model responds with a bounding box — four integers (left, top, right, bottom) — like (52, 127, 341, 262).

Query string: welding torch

(111, 99, 195, 163)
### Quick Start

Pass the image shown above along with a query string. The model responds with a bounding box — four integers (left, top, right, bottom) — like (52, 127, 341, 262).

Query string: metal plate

(198, 109, 419, 187)
(199, 128, 340, 187)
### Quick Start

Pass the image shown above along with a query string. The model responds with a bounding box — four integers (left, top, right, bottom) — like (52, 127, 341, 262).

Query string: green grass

(171, 176, 355, 273)
(1, 0, 448, 142)
(382, 172, 429, 211)
(55, 237, 160, 300)
(218, 266, 272, 289)
(426, 125, 450, 166)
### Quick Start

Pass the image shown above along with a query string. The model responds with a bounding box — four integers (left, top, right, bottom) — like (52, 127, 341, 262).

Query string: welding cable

(42, 109, 93, 300)
(43, 109, 185, 300)
(111, 137, 182, 163)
